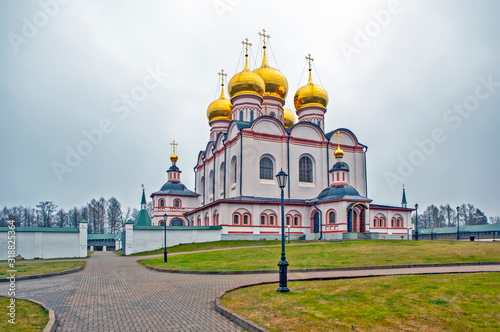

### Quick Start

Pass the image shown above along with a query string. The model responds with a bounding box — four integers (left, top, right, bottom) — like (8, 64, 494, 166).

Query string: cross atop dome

(306, 53, 314, 70)
(218, 69, 227, 86)
(258, 29, 270, 47)
(334, 131, 344, 159)
(241, 38, 252, 57)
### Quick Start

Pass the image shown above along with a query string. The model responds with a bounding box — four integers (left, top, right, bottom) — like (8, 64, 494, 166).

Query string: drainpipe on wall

(212, 145, 216, 200)
(239, 128, 243, 196)
(314, 202, 323, 240)
(223, 139, 227, 199)
(287, 134, 290, 198)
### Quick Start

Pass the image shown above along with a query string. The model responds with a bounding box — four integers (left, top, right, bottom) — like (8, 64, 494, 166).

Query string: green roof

(0, 227, 79, 232)
(141, 189, 147, 205)
(134, 209, 152, 226)
(88, 233, 121, 240)
(401, 187, 407, 206)
(418, 224, 500, 234)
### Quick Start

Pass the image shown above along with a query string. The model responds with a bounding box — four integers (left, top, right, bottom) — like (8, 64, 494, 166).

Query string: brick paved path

(1, 251, 499, 331)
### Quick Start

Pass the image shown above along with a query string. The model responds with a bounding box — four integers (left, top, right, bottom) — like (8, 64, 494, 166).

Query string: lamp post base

(164, 250, 168, 263)
(277, 259, 289, 293)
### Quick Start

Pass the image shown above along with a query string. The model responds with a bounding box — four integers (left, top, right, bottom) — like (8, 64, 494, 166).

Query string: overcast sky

(1, 0, 499, 218)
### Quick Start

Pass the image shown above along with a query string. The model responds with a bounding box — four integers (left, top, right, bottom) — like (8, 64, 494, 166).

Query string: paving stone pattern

(1, 251, 499, 331)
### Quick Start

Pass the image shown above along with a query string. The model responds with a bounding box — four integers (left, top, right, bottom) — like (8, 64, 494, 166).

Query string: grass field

(115, 240, 285, 256)
(141, 240, 500, 271)
(0, 261, 86, 278)
(221, 272, 500, 331)
(0, 297, 49, 331)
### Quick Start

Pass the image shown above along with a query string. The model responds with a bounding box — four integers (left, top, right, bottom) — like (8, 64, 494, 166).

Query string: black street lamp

(415, 203, 419, 240)
(276, 169, 289, 293)
(456, 206, 460, 241)
(163, 213, 168, 263)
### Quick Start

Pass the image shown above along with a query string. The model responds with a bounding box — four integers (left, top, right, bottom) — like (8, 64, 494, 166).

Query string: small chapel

(146, 30, 413, 240)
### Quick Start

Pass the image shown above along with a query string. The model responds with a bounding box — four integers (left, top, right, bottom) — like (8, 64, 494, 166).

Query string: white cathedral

(145, 31, 413, 240)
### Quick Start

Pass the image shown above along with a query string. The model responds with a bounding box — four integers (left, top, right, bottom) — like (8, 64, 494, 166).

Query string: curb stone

(146, 261, 500, 275)
(0, 266, 85, 282)
(26, 298, 57, 332)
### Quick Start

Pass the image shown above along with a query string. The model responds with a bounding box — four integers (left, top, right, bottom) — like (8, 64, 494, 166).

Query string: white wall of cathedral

(195, 119, 368, 204)
(231, 95, 263, 122)
(368, 208, 413, 236)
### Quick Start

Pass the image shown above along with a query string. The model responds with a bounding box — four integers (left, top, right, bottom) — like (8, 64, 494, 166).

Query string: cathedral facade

(149, 31, 413, 239)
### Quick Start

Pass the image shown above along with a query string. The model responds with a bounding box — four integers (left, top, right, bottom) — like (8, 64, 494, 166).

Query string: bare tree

(107, 197, 123, 234)
(36, 201, 58, 227)
(55, 208, 67, 228)
(489, 216, 500, 224)
(68, 207, 81, 228)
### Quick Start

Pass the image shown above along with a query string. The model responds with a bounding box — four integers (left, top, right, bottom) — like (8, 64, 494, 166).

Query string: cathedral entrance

(313, 211, 320, 233)
(347, 202, 369, 233)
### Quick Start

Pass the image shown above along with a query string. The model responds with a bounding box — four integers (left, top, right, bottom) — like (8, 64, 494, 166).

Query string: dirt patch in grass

(0, 297, 49, 331)
(222, 273, 500, 331)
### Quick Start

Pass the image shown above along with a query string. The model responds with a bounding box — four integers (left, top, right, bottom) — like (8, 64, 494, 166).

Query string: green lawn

(222, 272, 500, 331)
(116, 240, 286, 256)
(141, 240, 500, 271)
(0, 261, 86, 278)
(0, 297, 49, 331)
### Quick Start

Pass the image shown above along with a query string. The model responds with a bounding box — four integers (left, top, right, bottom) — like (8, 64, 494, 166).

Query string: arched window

(174, 199, 181, 208)
(239, 110, 243, 121)
(269, 215, 275, 225)
(250, 110, 254, 122)
(270, 112, 276, 117)
(233, 214, 240, 225)
(243, 214, 250, 225)
(391, 218, 395, 227)
(299, 156, 313, 182)
(294, 216, 300, 226)
(260, 215, 266, 225)
(328, 211, 336, 224)
(197, 217, 201, 226)
(171, 219, 183, 226)
(159, 199, 165, 207)
(260, 157, 273, 179)
(159, 221, 166, 226)
(205, 215, 209, 226)
(286, 216, 291, 226)
(230, 156, 237, 186)
(381, 218, 385, 227)
(373, 217, 377, 227)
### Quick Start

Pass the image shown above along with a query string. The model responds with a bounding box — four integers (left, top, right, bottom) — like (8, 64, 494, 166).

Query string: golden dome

(253, 47, 288, 99)
(334, 145, 344, 158)
(283, 108, 295, 128)
(294, 69, 328, 111)
(228, 55, 265, 98)
(170, 152, 178, 163)
(207, 86, 232, 122)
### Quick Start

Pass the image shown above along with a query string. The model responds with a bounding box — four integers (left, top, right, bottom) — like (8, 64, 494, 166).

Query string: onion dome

(170, 152, 178, 163)
(206, 84, 232, 122)
(334, 145, 344, 158)
(253, 46, 288, 99)
(228, 39, 265, 98)
(283, 108, 296, 128)
(294, 55, 328, 111)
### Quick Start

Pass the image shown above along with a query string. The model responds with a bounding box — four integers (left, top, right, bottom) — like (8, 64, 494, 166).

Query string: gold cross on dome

(334, 131, 343, 145)
(258, 29, 270, 47)
(306, 53, 314, 70)
(218, 69, 227, 86)
(170, 140, 178, 154)
(241, 38, 252, 56)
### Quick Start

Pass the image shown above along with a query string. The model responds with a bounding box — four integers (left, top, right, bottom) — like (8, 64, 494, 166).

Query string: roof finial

(170, 140, 178, 163)
(305, 53, 314, 84)
(258, 29, 270, 67)
(401, 184, 408, 208)
(334, 130, 344, 159)
(218, 69, 228, 99)
(142, 184, 144, 190)
(241, 38, 252, 71)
